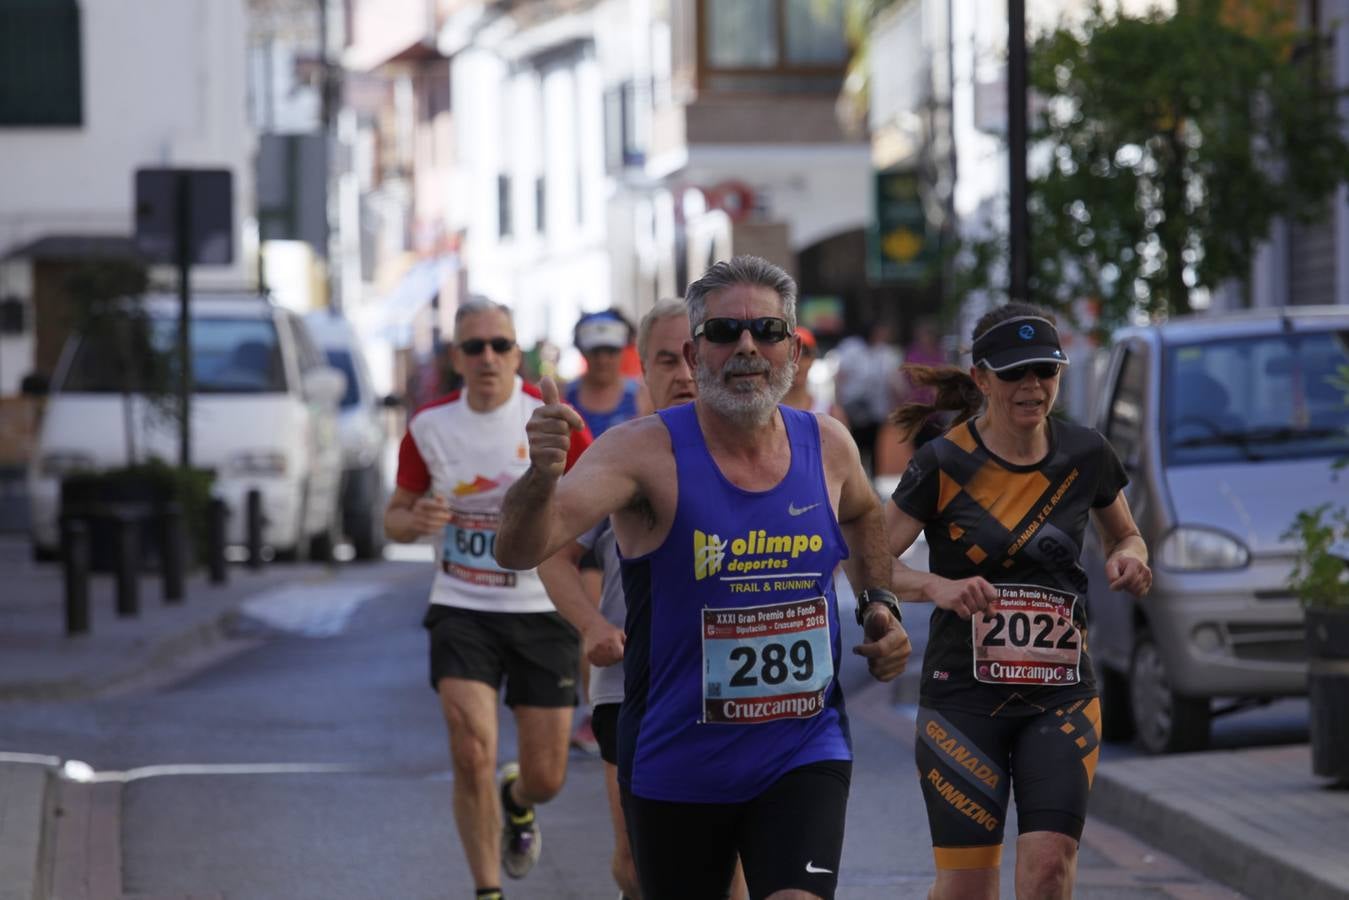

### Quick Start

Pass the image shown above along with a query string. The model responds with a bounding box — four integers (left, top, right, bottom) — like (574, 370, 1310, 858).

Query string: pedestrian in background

(833, 320, 903, 477)
(384, 297, 592, 900)
(882, 316, 955, 475)
(495, 255, 911, 900)
(885, 302, 1151, 900)
(782, 326, 849, 426)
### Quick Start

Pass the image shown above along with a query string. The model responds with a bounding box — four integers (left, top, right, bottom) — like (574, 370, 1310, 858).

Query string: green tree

(969, 1, 1349, 333)
(63, 260, 173, 465)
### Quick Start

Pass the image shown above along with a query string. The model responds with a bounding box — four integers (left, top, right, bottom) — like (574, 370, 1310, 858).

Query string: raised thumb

(540, 375, 560, 405)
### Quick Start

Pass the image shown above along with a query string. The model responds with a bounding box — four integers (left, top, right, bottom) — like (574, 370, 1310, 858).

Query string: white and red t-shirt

(397, 377, 591, 613)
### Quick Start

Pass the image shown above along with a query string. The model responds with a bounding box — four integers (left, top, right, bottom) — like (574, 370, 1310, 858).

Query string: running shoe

(570, 712, 600, 756)
(498, 761, 541, 879)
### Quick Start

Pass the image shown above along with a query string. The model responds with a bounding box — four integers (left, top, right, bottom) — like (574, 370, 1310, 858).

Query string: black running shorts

(914, 699, 1101, 870)
(622, 759, 850, 900)
(423, 604, 580, 708)
(591, 701, 620, 766)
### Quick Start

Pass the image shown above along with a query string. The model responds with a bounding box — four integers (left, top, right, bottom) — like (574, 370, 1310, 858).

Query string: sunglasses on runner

(693, 317, 791, 344)
(992, 362, 1061, 382)
(458, 337, 516, 355)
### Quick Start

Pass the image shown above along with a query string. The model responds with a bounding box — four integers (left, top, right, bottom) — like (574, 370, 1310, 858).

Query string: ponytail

(889, 364, 983, 442)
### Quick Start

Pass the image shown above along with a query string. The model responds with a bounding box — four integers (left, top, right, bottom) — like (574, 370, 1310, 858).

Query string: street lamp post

(1008, 0, 1029, 303)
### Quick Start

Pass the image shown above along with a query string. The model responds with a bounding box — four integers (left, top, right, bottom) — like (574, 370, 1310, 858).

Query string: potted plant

(1284, 355, 1349, 784)
(1284, 500, 1349, 786)
(57, 261, 212, 570)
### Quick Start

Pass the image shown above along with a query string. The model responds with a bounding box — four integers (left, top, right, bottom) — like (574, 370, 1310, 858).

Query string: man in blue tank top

(496, 255, 912, 900)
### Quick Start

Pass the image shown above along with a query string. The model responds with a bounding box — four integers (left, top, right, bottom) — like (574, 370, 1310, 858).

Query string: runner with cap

(564, 308, 649, 755)
(567, 309, 647, 437)
(883, 301, 1152, 900)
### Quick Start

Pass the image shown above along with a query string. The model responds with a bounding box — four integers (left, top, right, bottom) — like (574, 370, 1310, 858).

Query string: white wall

(0, 0, 254, 286)
(450, 31, 613, 361)
(680, 145, 872, 253)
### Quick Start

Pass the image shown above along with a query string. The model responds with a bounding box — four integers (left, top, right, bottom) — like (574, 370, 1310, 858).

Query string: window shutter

(0, 0, 83, 126)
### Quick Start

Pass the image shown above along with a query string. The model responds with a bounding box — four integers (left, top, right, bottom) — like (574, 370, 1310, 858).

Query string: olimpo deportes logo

(693, 528, 826, 580)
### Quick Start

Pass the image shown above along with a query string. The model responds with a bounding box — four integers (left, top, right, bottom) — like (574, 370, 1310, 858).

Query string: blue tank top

(618, 403, 852, 803)
(565, 378, 641, 437)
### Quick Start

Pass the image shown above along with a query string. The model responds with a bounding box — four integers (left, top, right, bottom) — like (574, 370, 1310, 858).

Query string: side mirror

(303, 365, 347, 405)
(380, 393, 402, 409)
(20, 372, 49, 397)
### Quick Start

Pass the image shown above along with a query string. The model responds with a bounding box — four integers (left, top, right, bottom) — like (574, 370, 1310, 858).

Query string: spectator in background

(881, 316, 952, 475)
(782, 326, 849, 425)
(898, 317, 947, 404)
(522, 337, 561, 384)
(834, 321, 903, 476)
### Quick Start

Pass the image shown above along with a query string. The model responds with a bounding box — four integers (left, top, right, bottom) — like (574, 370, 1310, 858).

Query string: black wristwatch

(855, 588, 903, 627)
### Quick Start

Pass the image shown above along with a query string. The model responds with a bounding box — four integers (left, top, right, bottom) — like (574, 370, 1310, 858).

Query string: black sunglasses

(993, 362, 1061, 382)
(459, 337, 516, 356)
(693, 317, 791, 344)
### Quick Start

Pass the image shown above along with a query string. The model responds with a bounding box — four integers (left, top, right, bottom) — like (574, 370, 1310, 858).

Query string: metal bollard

(206, 497, 228, 584)
(113, 510, 140, 617)
(61, 516, 90, 636)
(245, 488, 264, 570)
(161, 502, 185, 603)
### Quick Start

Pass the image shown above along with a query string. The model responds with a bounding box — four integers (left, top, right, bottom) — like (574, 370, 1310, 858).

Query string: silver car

(1084, 306, 1349, 753)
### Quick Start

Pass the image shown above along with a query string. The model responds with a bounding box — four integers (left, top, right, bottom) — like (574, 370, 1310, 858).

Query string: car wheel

(274, 482, 310, 563)
(308, 489, 341, 563)
(350, 508, 385, 561)
(1130, 628, 1211, 753)
(1098, 664, 1135, 742)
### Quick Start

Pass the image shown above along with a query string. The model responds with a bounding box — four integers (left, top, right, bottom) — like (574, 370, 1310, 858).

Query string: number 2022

(979, 612, 1077, 650)
(729, 641, 814, 687)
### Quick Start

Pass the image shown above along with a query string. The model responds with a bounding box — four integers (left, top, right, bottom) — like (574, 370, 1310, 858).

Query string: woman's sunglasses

(459, 337, 516, 356)
(992, 362, 1061, 382)
(693, 317, 791, 344)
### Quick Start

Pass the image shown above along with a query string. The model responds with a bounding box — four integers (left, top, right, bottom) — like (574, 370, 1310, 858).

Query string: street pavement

(1, 535, 1347, 899)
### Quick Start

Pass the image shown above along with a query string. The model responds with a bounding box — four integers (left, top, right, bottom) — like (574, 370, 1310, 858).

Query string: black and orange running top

(890, 417, 1127, 715)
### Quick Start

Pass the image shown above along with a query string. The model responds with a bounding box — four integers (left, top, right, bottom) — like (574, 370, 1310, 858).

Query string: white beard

(696, 353, 796, 426)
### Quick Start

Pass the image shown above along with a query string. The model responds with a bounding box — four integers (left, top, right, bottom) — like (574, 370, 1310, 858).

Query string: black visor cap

(972, 316, 1069, 372)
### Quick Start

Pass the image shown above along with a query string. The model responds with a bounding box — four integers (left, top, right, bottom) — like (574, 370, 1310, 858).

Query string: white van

(28, 292, 345, 560)
(304, 310, 395, 560)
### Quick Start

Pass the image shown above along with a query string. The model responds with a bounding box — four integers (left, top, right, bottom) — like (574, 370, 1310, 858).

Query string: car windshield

(60, 316, 286, 395)
(1163, 328, 1349, 465)
(324, 348, 360, 408)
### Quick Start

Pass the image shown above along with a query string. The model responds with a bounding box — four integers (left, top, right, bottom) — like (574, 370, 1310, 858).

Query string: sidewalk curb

(0, 608, 235, 704)
(1090, 766, 1349, 900)
(0, 759, 57, 900)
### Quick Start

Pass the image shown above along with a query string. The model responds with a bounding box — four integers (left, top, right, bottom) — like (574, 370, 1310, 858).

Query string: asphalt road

(1, 559, 1251, 898)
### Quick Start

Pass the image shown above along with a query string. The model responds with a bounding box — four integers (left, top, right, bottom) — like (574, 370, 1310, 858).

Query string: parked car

(304, 310, 395, 560)
(27, 292, 346, 561)
(1084, 306, 1349, 753)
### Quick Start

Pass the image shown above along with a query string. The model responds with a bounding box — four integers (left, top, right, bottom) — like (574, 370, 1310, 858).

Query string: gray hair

(636, 298, 689, 362)
(684, 255, 797, 334)
(454, 295, 514, 337)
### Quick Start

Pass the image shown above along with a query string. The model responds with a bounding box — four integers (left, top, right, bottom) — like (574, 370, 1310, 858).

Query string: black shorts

(592, 701, 620, 766)
(578, 547, 602, 571)
(914, 699, 1101, 870)
(622, 759, 850, 900)
(423, 604, 580, 708)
